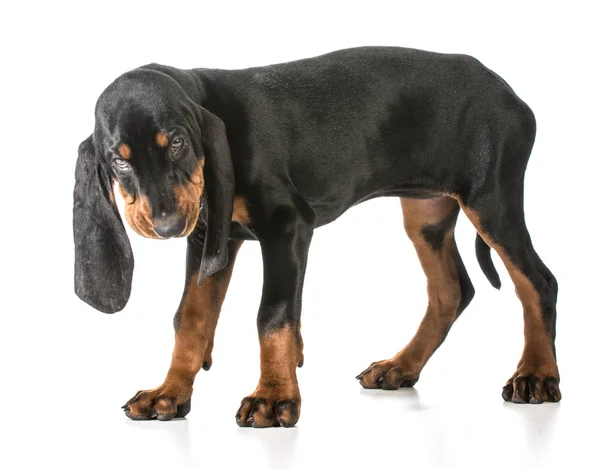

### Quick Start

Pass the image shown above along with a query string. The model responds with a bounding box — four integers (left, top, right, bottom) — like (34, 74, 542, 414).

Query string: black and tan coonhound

(73, 47, 560, 428)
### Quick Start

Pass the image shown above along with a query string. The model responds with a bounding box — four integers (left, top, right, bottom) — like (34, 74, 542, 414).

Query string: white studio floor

(12, 382, 589, 469)
(5, 213, 598, 468)
(6, 337, 594, 469)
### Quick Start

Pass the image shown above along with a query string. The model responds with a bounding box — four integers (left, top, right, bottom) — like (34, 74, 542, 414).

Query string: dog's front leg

(123, 236, 242, 421)
(235, 207, 314, 428)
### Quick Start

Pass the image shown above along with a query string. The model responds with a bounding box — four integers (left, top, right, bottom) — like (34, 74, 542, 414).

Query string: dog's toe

(502, 374, 561, 404)
(123, 385, 192, 420)
(235, 395, 300, 428)
(357, 360, 419, 390)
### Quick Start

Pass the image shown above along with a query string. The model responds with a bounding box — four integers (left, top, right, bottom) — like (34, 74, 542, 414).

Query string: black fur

(74, 47, 558, 409)
(476, 234, 501, 289)
(73, 46, 539, 315)
(420, 208, 460, 253)
(73, 69, 234, 312)
(73, 136, 133, 313)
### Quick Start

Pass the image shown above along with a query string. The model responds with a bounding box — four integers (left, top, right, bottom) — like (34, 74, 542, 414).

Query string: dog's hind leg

(458, 186, 561, 403)
(357, 196, 475, 389)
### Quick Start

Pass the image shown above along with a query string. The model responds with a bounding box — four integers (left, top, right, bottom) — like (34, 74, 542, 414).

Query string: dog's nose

(153, 212, 186, 238)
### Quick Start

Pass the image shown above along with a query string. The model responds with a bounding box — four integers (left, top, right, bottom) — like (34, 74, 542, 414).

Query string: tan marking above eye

(118, 144, 131, 159)
(156, 132, 169, 147)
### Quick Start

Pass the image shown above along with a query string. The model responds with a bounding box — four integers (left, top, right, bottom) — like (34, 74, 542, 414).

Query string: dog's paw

(502, 374, 561, 404)
(122, 384, 192, 421)
(356, 360, 420, 390)
(235, 393, 300, 428)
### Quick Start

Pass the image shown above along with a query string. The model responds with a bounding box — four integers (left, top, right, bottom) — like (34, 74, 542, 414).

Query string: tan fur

(232, 196, 250, 225)
(172, 161, 205, 237)
(156, 132, 169, 147)
(119, 188, 161, 239)
(166, 250, 240, 384)
(458, 203, 558, 378)
(239, 324, 302, 426)
(394, 198, 462, 371)
(115, 158, 254, 239)
(358, 197, 464, 388)
(125, 241, 242, 418)
(255, 325, 303, 394)
(118, 143, 131, 159)
(398, 198, 461, 370)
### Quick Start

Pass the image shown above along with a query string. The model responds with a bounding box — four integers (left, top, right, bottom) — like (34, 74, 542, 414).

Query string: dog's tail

(475, 234, 501, 289)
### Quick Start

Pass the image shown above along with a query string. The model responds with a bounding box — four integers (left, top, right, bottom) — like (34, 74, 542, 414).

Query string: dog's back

(189, 47, 534, 224)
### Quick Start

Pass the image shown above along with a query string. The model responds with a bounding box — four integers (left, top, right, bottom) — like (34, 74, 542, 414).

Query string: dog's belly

(306, 185, 445, 228)
(304, 171, 444, 227)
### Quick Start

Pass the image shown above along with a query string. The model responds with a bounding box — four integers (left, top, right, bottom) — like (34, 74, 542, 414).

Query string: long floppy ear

(73, 136, 134, 313)
(194, 106, 234, 285)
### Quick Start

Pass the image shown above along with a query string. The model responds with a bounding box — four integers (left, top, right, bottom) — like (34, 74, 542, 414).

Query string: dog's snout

(153, 212, 186, 238)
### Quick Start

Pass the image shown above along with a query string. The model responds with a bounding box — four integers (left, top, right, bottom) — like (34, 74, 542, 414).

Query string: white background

(1, 1, 598, 468)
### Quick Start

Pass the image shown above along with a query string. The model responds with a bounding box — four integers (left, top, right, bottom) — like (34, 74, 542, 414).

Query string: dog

(73, 46, 560, 428)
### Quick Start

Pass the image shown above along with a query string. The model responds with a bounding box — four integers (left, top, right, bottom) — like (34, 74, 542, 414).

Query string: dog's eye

(113, 158, 130, 171)
(171, 137, 184, 151)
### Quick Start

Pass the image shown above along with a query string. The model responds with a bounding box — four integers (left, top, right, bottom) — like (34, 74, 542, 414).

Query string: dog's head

(73, 68, 234, 313)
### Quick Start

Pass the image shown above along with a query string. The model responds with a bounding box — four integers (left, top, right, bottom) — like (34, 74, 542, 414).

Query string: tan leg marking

(236, 324, 302, 427)
(167, 260, 240, 383)
(358, 197, 464, 389)
(124, 242, 242, 419)
(458, 205, 559, 383)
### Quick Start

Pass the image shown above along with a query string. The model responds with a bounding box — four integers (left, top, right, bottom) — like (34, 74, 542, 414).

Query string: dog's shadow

(237, 423, 299, 469)
(359, 387, 429, 411)
(125, 417, 192, 457)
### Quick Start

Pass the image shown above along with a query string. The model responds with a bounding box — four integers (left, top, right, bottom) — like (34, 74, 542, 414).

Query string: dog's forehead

(95, 69, 188, 140)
